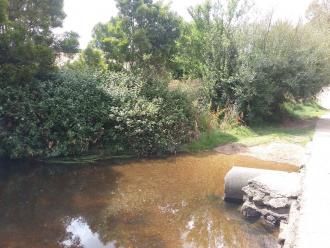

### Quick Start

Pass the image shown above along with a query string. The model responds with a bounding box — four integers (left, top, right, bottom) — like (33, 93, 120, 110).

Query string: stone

(240, 172, 300, 226)
(264, 214, 278, 226)
(241, 202, 261, 218)
(267, 198, 289, 209)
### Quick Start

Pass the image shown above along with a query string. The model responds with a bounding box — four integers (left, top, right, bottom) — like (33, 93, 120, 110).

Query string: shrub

(0, 70, 112, 157)
(101, 72, 195, 155)
(174, 1, 330, 124)
(0, 70, 194, 158)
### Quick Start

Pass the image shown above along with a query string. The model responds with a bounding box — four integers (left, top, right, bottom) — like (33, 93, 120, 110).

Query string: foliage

(0, 70, 194, 158)
(55, 31, 80, 55)
(0, 0, 8, 24)
(174, 0, 252, 113)
(0, 0, 66, 85)
(183, 100, 324, 152)
(90, 0, 181, 73)
(281, 101, 327, 120)
(0, 70, 109, 157)
(307, 0, 330, 26)
(240, 20, 329, 122)
(174, 0, 330, 123)
(173, 1, 212, 79)
(183, 129, 237, 152)
(1, 0, 330, 159)
(68, 45, 108, 71)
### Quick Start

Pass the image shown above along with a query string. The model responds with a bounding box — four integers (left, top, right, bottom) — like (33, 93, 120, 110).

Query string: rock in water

(241, 172, 300, 226)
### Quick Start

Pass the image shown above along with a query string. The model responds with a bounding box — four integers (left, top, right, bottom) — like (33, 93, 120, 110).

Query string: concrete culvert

(224, 166, 291, 202)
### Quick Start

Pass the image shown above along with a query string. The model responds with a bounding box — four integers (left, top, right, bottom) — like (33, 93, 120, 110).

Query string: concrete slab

(293, 112, 330, 247)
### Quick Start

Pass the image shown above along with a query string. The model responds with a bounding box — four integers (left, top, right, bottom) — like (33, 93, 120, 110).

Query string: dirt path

(214, 88, 330, 166)
(214, 142, 306, 166)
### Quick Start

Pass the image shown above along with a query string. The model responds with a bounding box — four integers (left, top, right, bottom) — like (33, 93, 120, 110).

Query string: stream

(0, 152, 297, 248)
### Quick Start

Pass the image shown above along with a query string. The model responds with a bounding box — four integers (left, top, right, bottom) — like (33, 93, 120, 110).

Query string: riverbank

(38, 100, 325, 166)
(184, 101, 326, 165)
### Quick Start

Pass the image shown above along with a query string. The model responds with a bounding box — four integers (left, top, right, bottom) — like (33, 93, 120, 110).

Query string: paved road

(293, 89, 330, 247)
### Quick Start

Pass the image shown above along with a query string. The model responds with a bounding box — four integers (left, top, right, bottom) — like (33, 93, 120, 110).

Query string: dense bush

(101, 72, 194, 155)
(233, 20, 330, 122)
(0, 70, 194, 158)
(174, 0, 330, 123)
(1, 0, 329, 159)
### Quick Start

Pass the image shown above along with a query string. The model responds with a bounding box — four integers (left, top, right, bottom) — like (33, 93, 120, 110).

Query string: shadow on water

(0, 153, 296, 248)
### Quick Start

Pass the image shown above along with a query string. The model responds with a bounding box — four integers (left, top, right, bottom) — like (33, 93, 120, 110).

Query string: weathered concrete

(241, 172, 300, 226)
(224, 166, 295, 202)
(279, 88, 330, 247)
(290, 112, 330, 247)
(279, 198, 301, 247)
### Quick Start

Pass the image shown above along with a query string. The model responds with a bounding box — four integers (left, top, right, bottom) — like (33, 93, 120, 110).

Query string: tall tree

(175, 0, 250, 109)
(306, 0, 330, 85)
(173, 1, 212, 78)
(91, 0, 181, 72)
(0, 0, 66, 85)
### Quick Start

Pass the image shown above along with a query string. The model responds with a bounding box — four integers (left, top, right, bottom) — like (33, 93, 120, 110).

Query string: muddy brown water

(0, 152, 297, 248)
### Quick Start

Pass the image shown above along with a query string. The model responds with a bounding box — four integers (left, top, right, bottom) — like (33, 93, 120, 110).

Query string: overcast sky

(59, 0, 314, 48)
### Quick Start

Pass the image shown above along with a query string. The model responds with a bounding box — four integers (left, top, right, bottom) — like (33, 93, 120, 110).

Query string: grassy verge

(183, 101, 327, 152)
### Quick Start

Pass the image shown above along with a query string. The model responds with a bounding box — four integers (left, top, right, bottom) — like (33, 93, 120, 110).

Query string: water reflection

(61, 217, 119, 248)
(0, 153, 297, 248)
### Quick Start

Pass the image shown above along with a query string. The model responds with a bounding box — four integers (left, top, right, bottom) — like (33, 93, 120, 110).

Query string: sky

(59, 0, 314, 48)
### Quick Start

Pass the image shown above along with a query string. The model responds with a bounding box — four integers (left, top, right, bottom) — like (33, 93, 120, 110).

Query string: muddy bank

(215, 142, 306, 166)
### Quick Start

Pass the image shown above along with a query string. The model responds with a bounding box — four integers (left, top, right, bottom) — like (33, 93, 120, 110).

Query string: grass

(184, 101, 327, 152)
(184, 130, 238, 152)
(282, 101, 326, 119)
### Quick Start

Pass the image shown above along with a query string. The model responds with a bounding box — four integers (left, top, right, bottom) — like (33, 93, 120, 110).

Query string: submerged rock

(241, 172, 300, 226)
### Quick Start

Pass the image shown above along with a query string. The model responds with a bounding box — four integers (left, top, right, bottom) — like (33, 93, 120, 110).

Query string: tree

(175, 0, 250, 109)
(307, 0, 330, 26)
(0, 0, 8, 24)
(173, 1, 212, 78)
(0, 0, 66, 85)
(92, 18, 129, 71)
(305, 0, 330, 94)
(91, 0, 181, 72)
(174, 0, 329, 122)
(55, 31, 80, 55)
(82, 45, 108, 70)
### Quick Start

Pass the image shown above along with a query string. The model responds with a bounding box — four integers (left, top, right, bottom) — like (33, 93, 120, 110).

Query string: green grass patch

(282, 101, 327, 119)
(184, 101, 326, 152)
(230, 124, 316, 146)
(183, 130, 238, 152)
